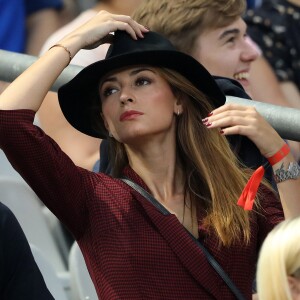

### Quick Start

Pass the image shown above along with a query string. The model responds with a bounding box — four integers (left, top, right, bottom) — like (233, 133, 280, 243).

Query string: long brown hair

(107, 67, 257, 247)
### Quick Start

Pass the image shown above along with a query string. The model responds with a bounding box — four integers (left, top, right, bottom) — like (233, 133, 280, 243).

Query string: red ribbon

(237, 166, 265, 210)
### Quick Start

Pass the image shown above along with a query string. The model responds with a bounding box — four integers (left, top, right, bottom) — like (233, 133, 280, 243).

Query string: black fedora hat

(58, 30, 225, 138)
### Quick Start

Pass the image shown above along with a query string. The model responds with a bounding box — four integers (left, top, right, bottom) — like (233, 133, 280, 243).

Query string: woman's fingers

(109, 19, 141, 40)
(111, 14, 148, 39)
(94, 11, 148, 41)
(202, 104, 261, 131)
(62, 10, 149, 51)
(202, 103, 284, 157)
(209, 103, 249, 115)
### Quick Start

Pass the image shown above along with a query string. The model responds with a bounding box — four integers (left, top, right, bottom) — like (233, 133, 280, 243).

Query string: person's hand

(202, 103, 285, 158)
(58, 10, 149, 54)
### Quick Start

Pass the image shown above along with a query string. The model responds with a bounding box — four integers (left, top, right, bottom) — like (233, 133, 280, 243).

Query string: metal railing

(1, 49, 300, 141)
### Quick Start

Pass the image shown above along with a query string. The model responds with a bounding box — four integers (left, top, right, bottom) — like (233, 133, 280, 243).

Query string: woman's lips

(120, 110, 144, 121)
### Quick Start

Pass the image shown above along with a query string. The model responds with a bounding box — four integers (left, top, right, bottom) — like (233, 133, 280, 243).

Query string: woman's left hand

(202, 103, 285, 158)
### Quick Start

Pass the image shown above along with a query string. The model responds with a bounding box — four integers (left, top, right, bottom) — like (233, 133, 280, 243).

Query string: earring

(109, 132, 113, 138)
(177, 109, 180, 116)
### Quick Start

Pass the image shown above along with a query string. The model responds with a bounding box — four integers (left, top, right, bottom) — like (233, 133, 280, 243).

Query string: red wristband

(267, 143, 290, 166)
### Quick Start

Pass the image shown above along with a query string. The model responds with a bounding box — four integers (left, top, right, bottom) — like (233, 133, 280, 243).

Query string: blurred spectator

(0, 0, 63, 55)
(0, 202, 54, 299)
(59, 0, 79, 25)
(0, 0, 64, 93)
(256, 216, 300, 300)
(74, 0, 97, 12)
(132, 0, 290, 107)
(245, 0, 300, 109)
(247, 0, 263, 9)
(37, 0, 145, 171)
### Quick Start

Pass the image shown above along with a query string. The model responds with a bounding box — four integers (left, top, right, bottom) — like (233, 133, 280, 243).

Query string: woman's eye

(102, 87, 118, 97)
(136, 77, 151, 86)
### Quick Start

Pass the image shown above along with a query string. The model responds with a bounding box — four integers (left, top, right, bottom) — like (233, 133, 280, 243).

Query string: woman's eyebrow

(101, 76, 117, 85)
(129, 68, 155, 76)
(101, 68, 156, 85)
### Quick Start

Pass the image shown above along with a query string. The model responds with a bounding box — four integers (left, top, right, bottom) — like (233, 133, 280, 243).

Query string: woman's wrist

(54, 35, 83, 61)
(267, 143, 290, 166)
(48, 44, 72, 65)
(273, 161, 300, 183)
(266, 143, 300, 183)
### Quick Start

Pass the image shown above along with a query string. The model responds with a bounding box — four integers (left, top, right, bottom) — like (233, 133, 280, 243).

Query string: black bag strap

(121, 177, 246, 300)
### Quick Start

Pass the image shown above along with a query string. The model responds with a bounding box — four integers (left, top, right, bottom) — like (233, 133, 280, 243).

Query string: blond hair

(107, 67, 263, 247)
(132, 0, 246, 55)
(257, 217, 300, 300)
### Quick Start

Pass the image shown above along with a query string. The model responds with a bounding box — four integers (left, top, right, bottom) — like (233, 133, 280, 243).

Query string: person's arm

(245, 7, 299, 109)
(280, 81, 300, 110)
(249, 56, 292, 107)
(26, 8, 62, 56)
(204, 103, 300, 218)
(0, 11, 148, 111)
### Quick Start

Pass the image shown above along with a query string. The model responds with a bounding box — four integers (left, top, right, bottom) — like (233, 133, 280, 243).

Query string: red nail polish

(220, 130, 224, 134)
(202, 118, 208, 123)
(205, 122, 212, 127)
(208, 112, 213, 116)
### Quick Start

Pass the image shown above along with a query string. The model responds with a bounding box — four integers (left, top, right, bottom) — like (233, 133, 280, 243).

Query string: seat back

(0, 150, 23, 179)
(68, 242, 98, 300)
(0, 177, 67, 272)
(30, 244, 69, 300)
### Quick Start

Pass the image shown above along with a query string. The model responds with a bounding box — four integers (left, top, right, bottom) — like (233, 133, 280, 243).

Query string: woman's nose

(119, 85, 135, 105)
(120, 97, 134, 105)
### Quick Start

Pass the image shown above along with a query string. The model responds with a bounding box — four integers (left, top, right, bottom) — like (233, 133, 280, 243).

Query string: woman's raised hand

(0, 10, 149, 111)
(58, 10, 149, 54)
(202, 103, 285, 159)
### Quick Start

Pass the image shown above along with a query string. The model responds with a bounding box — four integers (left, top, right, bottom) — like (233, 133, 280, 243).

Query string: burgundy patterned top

(0, 109, 284, 299)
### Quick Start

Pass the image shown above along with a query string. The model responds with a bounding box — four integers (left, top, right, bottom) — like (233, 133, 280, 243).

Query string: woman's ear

(288, 276, 300, 298)
(174, 98, 183, 116)
(173, 91, 188, 116)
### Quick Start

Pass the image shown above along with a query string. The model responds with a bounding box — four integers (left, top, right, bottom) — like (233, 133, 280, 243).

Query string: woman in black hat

(0, 11, 299, 299)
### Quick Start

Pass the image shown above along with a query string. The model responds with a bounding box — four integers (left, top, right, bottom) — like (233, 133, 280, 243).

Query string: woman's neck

(125, 138, 199, 239)
(126, 140, 184, 204)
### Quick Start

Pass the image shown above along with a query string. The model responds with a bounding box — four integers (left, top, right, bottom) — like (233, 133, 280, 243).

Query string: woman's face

(192, 17, 259, 95)
(100, 67, 180, 144)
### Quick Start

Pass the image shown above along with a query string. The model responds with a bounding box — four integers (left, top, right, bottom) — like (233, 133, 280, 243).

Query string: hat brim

(58, 50, 225, 138)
